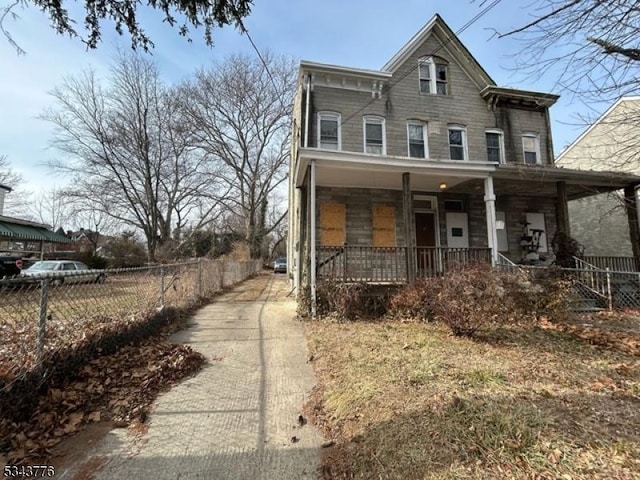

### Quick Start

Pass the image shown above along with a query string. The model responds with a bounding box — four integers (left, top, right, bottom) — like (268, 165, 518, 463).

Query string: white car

(21, 261, 106, 285)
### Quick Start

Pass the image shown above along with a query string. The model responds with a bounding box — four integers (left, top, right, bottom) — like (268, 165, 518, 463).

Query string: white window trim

(522, 132, 541, 165)
(448, 125, 468, 161)
(317, 111, 341, 150)
(418, 56, 447, 95)
(363, 116, 386, 155)
(406, 121, 429, 159)
(485, 128, 505, 164)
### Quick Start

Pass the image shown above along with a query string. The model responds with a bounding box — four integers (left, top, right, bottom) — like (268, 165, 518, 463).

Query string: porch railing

(582, 255, 639, 272)
(416, 247, 492, 277)
(317, 246, 491, 283)
(573, 256, 611, 307)
(317, 246, 407, 282)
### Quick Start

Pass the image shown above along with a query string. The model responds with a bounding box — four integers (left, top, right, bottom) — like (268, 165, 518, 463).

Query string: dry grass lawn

(304, 319, 640, 479)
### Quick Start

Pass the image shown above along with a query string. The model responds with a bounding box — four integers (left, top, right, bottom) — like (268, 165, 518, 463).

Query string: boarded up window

(372, 206, 396, 247)
(320, 203, 346, 246)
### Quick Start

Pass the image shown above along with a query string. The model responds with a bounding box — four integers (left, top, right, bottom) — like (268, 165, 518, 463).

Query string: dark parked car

(0, 256, 30, 278)
(273, 257, 287, 273)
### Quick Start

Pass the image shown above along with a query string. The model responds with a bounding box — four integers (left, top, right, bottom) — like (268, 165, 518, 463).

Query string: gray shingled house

(287, 14, 640, 306)
(556, 97, 640, 261)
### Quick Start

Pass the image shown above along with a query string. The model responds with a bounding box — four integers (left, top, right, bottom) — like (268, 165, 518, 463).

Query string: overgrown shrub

(431, 264, 510, 336)
(77, 252, 109, 269)
(295, 281, 391, 320)
(514, 266, 574, 323)
(387, 277, 441, 321)
(551, 231, 584, 268)
(387, 264, 574, 337)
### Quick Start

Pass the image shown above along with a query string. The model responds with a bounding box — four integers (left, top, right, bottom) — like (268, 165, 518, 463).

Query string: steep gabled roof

(382, 13, 495, 89)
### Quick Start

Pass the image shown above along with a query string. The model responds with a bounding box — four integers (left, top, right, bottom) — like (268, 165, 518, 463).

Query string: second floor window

(419, 56, 448, 95)
(448, 126, 467, 161)
(364, 116, 385, 155)
(318, 112, 340, 150)
(485, 130, 504, 163)
(522, 133, 540, 165)
(407, 122, 428, 158)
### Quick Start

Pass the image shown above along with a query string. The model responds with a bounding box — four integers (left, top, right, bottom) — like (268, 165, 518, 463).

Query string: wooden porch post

(484, 175, 498, 265)
(310, 160, 317, 317)
(402, 172, 416, 283)
(294, 187, 302, 293)
(556, 181, 570, 236)
(624, 185, 640, 269)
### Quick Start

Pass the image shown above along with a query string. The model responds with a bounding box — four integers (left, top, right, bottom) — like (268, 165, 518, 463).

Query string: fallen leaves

(0, 338, 205, 464)
(539, 316, 640, 356)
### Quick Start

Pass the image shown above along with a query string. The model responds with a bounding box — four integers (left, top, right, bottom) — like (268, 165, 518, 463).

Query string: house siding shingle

(307, 35, 553, 165)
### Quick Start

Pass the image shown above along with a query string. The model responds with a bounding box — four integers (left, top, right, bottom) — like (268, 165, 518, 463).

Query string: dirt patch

(304, 319, 640, 479)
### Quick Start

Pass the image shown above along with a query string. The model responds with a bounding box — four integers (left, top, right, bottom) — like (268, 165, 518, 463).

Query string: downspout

(544, 107, 555, 165)
(304, 73, 311, 148)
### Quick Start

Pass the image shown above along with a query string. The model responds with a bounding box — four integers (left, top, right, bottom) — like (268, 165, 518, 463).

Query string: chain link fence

(0, 259, 262, 421)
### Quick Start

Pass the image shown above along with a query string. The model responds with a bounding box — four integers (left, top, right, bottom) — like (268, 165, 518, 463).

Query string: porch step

(569, 297, 606, 313)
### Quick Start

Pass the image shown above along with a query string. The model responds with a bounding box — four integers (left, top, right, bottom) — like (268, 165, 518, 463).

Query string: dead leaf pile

(0, 338, 205, 464)
(540, 316, 640, 356)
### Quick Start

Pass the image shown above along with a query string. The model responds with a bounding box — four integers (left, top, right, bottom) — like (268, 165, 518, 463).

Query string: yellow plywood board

(320, 202, 345, 246)
(372, 205, 396, 247)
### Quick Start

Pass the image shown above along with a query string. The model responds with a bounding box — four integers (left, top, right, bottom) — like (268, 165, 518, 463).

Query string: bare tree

(0, 155, 21, 189)
(0, 154, 29, 216)
(181, 52, 295, 258)
(27, 186, 69, 230)
(494, 0, 640, 102)
(43, 51, 227, 261)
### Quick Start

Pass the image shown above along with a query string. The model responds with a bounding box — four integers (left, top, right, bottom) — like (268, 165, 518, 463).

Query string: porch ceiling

(296, 148, 495, 189)
(296, 149, 640, 199)
(491, 164, 640, 199)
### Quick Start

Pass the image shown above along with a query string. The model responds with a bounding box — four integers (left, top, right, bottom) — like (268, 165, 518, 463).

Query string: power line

(339, 0, 502, 126)
(237, 19, 290, 112)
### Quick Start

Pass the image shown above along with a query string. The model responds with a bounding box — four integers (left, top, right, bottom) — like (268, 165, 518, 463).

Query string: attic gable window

(418, 56, 448, 95)
(318, 112, 341, 150)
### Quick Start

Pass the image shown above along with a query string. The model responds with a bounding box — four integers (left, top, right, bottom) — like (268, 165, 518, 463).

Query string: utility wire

(339, 0, 502, 127)
(237, 19, 291, 113)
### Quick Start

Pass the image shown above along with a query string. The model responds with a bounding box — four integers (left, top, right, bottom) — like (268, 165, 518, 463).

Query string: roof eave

(480, 86, 560, 108)
(299, 60, 392, 81)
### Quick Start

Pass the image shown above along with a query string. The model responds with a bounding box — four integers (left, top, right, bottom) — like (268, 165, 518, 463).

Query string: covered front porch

(290, 149, 640, 310)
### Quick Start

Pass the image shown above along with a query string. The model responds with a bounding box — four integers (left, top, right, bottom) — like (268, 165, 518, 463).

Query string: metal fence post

(160, 266, 165, 308)
(37, 280, 50, 364)
(197, 258, 203, 298)
(606, 267, 613, 311)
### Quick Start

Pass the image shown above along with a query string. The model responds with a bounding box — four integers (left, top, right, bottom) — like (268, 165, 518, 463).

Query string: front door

(415, 212, 437, 274)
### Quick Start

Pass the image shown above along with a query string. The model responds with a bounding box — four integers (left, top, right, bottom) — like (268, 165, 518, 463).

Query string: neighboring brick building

(556, 97, 640, 256)
(287, 14, 640, 300)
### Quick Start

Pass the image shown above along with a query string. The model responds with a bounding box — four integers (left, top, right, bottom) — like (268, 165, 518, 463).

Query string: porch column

(556, 181, 570, 236)
(310, 160, 317, 317)
(294, 187, 302, 293)
(624, 185, 640, 267)
(484, 175, 498, 265)
(402, 172, 416, 283)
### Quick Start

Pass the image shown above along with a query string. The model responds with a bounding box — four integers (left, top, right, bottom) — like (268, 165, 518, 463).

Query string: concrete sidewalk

(80, 275, 323, 480)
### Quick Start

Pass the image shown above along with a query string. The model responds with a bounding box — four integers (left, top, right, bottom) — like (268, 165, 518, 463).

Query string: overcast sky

(0, 0, 603, 198)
